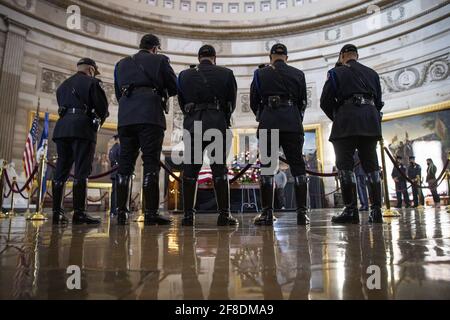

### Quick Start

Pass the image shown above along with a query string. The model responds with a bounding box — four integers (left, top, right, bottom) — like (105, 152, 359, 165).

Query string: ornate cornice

(47, 0, 400, 40)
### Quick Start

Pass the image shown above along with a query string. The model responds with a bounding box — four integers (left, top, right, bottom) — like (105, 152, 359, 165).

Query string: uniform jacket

(250, 60, 307, 133)
(53, 72, 109, 143)
(320, 59, 383, 141)
(114, 50, 177, 129)
(108, 142, 120, 179)
(177, 60, 237, 133)
(407, 163, 422, 180)
(426, 163, 437, 182)
(391, 163, 407, 186)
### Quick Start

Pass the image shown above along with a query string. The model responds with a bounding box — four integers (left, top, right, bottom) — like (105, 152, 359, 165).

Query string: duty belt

(121, 85, 157, 98)
(343, 95, 375, 106)
(265, 96, 296, 109)
(61, 108, 87, 115)
(185, 102, 221, 113)
(133, 86, 157, 94)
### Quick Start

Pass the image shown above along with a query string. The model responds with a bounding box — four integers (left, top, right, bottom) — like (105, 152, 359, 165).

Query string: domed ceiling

(51, 0, 400, 39)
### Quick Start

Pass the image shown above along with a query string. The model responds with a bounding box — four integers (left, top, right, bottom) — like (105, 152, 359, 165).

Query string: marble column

(0, 18, 28, 161)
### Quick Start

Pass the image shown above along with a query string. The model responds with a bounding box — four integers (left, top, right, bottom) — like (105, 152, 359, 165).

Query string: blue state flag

(37, 112, 49, 196)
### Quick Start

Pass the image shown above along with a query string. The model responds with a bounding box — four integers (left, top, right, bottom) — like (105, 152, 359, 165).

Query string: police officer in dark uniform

(177, 45, 238, 226)
(320, 44, 384, 224)
(114, 34, 177, 225)
(52, 58, 109, 225)
(108, 135, 120, 217)
(392, 155, 411, 208)
(407, 155, 423, 207)
(250, 43, 309, 226)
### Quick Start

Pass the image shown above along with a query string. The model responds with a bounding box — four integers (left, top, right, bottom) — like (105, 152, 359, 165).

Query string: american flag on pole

(23, 102, 40, 185)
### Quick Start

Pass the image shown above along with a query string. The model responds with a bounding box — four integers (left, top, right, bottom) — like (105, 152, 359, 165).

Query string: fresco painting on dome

(36, 115, 117, 184)
(380, 108, 450, 196)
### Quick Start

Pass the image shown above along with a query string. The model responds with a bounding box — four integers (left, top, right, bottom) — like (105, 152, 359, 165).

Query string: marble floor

(0, 208, 450, 300)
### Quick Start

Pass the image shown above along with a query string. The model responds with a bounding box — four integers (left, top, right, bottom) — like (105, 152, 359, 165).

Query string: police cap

(340, 44, 358, 54)
(198, 45, 216, 58)
(270, 43, 288, 55)
(77, 57, 100, 75)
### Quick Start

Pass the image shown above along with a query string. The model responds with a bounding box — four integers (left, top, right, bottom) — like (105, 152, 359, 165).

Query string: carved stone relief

(171, 97, 184, 145)
(380, 55, 449, 93)
(40, 68, 117, 105)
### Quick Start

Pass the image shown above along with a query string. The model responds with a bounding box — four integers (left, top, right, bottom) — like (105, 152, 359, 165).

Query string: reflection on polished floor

(1, 208, 450, 300)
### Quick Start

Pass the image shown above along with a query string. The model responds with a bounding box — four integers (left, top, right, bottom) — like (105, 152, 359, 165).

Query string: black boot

(214, 174, 238, 226)
(52, 180, 69, 225)
(72, 179, 101, 225)
(367, 171, 383, 223)
(294, 175, 310, 226)
(116, 174, 131, 225)
(254, 175, 274, 226)
(143, 172, 172, 225)
(182, 177, 197, 226)
(331, 170, 359, 224)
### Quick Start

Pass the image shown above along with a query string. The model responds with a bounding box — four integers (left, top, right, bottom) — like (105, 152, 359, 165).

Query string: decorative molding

(306, 86, 313, 109)
(387, 5, 405, 24)
(240, 93, 250, 113)
(47, 0, 399, 39)
(83, 18, 101, 35)
(324, 28, 340, 41)
(12, 0, 34, 11)
(40, 68, 118, 105)
(380, 54, 450, 94)
(382, 100, 450, 122)
(171, 97, 184, 145)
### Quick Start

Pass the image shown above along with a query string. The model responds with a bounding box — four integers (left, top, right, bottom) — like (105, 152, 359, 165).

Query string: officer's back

(250, 44, 307, 133)
(54, 64, 108, 143)
(321, 47, 383, 141)
(178, 46, 237, 133)
(115, 48, 177, 129)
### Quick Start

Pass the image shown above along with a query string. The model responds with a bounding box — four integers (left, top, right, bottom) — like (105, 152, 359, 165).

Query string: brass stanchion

(0, 161, 7, 219)
(6, 177, 16, 216)
(134, 167, 145, 223)
(24, 186, 33, 219)
(107, 186, 112, 217)
(134, 187, 145, 222)
(379, 139, 400, 217)
(27, 154, 47, 221)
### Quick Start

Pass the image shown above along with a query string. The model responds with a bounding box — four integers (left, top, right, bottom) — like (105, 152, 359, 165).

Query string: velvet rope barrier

(384, 147, 449, 189)
(3, 188, 12, 199)
(87, 192, 109, 203)
(46, 162, 118, 180)
(3, 166, 38, 194)
(12, 181, 34, 200)
(230, 163, 253, 183)
(159, 156, 340, 184)
(46, 189, 72, 199)
(279, 157, 338, 177)
(159, 160, 181, 182)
